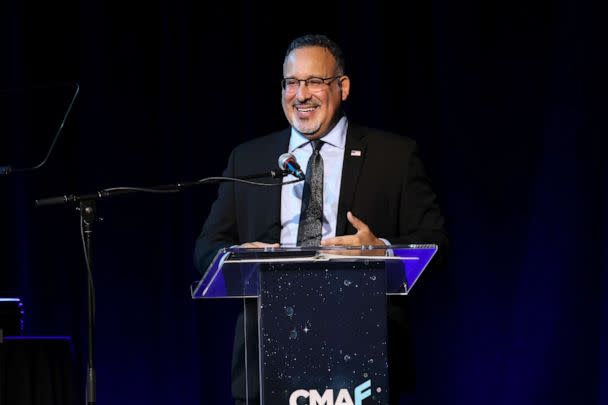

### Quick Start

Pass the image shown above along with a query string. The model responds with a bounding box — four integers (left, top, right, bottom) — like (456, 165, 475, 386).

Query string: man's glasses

(281, 76, 342, 93)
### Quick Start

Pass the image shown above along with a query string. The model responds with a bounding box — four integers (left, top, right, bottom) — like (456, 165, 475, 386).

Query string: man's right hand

(239, 242, 280, 248)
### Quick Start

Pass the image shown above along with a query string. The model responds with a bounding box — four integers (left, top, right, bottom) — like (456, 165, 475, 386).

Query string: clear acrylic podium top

(191, 244, 437, 298)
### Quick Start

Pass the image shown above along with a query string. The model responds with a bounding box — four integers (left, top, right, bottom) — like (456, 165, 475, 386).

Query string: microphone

(278, 153, 305, 180)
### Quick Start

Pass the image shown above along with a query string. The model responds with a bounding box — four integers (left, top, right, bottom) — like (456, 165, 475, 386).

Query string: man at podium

(195, 34, 447, 405)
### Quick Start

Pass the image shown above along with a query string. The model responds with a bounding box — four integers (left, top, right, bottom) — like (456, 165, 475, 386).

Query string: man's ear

(339, 76, 351, 101)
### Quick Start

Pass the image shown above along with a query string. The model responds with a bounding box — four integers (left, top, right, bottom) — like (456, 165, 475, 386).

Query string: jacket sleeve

(394, 142, 449, 267)
(193, 149, 239, 274)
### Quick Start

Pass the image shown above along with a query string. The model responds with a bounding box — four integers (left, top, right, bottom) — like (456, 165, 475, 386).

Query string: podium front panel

(258, 261, 389, 405)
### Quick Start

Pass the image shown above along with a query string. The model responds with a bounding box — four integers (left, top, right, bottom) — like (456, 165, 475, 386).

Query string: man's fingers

(321, 212, 378, 247)
(321, 237, 340, 246)
(240, 242, 280, 248)
(321, 235, 358, 246)
(347, 211, 368, 232)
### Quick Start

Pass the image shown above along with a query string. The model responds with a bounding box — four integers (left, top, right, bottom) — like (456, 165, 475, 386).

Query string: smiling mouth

(295, 105, 319, 114)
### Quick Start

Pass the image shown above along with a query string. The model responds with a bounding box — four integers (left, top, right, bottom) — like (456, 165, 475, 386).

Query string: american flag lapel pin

(350, 150, 362, 157)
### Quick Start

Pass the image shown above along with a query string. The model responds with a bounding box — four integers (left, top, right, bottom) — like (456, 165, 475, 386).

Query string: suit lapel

(336, 124, 367, 236)
(264, 129, 291, 240)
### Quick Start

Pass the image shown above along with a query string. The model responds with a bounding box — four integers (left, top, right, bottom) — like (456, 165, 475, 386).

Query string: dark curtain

(1, 1, 605, 404)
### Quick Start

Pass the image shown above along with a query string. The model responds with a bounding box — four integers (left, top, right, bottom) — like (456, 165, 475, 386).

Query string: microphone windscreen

(278, 153, 296, 170)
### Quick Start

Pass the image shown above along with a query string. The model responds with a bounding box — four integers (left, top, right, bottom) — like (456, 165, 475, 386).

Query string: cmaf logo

(289, 379, 372, 405)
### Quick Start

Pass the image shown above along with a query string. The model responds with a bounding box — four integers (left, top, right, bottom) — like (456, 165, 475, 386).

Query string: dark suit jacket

(194, 123, 448, 401)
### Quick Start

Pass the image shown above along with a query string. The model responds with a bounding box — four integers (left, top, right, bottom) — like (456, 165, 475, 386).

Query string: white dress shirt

(280, 116, 348, 245)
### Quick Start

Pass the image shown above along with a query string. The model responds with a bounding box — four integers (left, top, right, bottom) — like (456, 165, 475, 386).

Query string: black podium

(192, 245, 437, 405)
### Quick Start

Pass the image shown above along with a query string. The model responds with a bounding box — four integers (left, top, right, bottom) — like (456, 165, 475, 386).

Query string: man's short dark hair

(285, 34, 345, 75)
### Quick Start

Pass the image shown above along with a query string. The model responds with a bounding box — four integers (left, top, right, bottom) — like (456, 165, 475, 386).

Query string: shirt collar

(289, 116, 348, 152)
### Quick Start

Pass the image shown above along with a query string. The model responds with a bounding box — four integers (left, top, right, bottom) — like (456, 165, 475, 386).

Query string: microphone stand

(81, 199, 96, 405)
(35, 169, 299, 405)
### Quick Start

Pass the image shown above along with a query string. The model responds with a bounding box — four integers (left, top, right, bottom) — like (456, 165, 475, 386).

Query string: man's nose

(295, 82, 312, 100)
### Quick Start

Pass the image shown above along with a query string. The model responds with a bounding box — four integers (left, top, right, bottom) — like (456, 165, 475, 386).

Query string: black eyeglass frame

(281, 75, 343, 91)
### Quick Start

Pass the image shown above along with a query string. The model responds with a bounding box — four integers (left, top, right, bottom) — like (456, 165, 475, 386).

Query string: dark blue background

(1, 0, 605, 404)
